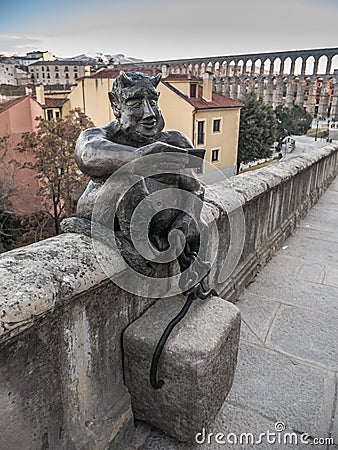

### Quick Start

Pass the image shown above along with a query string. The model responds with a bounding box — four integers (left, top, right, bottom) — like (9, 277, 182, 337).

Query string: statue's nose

(142, 99, 155, 119)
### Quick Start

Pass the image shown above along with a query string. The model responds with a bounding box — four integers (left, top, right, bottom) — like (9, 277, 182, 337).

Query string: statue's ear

(151, 73, 162, 87)
(108, 91, 121, 118)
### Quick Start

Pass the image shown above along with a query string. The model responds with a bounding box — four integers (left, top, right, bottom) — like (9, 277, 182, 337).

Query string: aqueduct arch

(123, 47, 338, 119)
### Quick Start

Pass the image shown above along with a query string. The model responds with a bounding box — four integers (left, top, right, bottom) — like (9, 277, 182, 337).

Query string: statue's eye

(126, 99, 142, 107)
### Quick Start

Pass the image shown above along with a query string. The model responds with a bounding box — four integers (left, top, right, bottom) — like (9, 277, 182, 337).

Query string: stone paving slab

(332, 374, 338, 443)
(234, 292, 279, 342)
(325, 177, 338, 190)
(139, 342, 335, 449)
(266, 305, 338, 371)
(296, 206, 338, 234)
(245, 276, 338, 318)
(139, 404, 324, 450)
(239, 320, 262, 344)
(310, 201, 338, 211)
(138, 415, 335, 449)
(225, 342, 336, 438)
(205, 402, 325, 450)
(277, 234, 338, 264)
(323, 267, 338, 288)
(135, 177, 338, 449)
(316, 191, 338, 204)
(309, 193, 338, 205)
(258, 253, 326, 284)
(139, 429, 189, 450)
(294, 225, 338, 244)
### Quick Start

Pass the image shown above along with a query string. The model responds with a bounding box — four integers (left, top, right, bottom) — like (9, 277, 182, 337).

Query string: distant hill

(59, 53, 143, 64)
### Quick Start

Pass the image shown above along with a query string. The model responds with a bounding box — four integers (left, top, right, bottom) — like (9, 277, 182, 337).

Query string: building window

(190, 83, 197, 98)
(46, 66, 50, 71)
(211, 149, 220, 162)
(41, 66, 44, 71)
(47, 109, 53, 121)
(55, 73, 59, 79)
(65, 73, 69, 79)
(47, 73, 50, 79)
(55, 111, 60, 119)
(64, 66, 69, 72)
(213, 119, 221, 133)
(197, 120, 205, 145)
(55, 66, 59, 71)
(42, 73, 45, 78)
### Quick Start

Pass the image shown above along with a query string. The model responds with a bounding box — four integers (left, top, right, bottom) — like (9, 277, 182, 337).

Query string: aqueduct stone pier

(122, 47, 338, 120)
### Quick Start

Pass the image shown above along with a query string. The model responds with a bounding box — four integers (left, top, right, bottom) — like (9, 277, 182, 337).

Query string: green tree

(17, 109, 93, 235)
(0, 135, 20, 252)
(237, 92, 277, 173)
(0, 209, 19, 253)
(275, 105, 313, 145)
(0, 134, 21, 210)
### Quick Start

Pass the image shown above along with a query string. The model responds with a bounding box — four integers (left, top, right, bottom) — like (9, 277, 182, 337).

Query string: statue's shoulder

(79, 121, 118, 140)
(159, 130, 193, 149)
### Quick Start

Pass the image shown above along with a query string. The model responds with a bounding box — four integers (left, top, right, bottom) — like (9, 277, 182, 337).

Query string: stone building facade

(28, 61, 90, 86)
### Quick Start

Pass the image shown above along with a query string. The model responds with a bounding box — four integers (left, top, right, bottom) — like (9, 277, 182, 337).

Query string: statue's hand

(138, 141, 187, 156)
(137, 142, 189, 170)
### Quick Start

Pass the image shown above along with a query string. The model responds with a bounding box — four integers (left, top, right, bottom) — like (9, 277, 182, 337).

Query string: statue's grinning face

(119, 84, 164, 142)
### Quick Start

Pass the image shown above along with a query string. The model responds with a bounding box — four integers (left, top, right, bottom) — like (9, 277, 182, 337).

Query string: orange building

(0, 96, 43, 215)
(68, 69, 243, 176)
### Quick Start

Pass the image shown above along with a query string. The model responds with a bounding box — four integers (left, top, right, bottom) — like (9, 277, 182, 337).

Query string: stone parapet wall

(207, 144, 338, 300)
(0, 144, 337, 449)
(0, 233, 156, 449)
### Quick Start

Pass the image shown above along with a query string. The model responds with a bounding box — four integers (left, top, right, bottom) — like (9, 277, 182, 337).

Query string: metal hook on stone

(149, 250, 218, 389)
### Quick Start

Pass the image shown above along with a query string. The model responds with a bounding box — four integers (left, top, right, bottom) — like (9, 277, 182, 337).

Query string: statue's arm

(163, 131, 204, 195)
(75, 127, 138, 178)
(163, 130, 194, 149)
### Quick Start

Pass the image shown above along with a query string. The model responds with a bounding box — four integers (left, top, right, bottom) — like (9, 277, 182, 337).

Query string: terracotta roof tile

(30, 60, 89, 66)
(0, 96, 27, 113)
(0, 84, 27, 96)
(88, 69, 121, 79)
(84, 67, 161, 79)
(162, 82, 243, 109)
(41, 97, 68, 108)
(43, 84, 74, 92)
(163, 74, 200, 82)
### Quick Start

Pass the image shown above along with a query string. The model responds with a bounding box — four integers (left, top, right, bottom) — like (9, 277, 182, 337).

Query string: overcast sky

(1, 0, 338, 64)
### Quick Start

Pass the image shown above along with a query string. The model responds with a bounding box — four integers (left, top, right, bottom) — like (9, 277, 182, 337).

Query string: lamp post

(315, 118, 319, 141)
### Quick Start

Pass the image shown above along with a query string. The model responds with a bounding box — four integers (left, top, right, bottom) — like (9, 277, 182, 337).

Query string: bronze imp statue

(74, 72, 216, 389)
(75, 71, 205, 270)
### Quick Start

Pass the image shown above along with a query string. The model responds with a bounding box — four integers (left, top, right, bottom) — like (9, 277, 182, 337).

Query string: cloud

(0, 0, 337, 61)
(0, 34, 43, 54)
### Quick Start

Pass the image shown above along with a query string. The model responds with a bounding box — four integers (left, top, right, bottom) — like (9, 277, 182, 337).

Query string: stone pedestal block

(123, 295, 241, 443)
